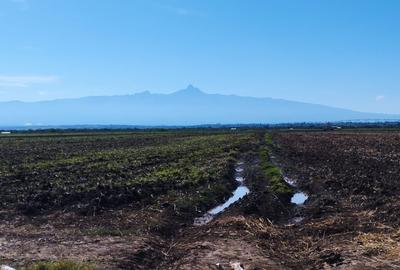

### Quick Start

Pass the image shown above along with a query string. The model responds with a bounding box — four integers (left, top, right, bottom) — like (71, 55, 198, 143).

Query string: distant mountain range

(1, 85, 398, 127)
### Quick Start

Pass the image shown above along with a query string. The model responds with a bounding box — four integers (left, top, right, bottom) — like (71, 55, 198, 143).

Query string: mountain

(0, 85, 398, 126)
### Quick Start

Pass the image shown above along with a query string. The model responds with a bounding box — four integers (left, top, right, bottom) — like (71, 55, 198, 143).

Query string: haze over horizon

(1, 0, 400, 114)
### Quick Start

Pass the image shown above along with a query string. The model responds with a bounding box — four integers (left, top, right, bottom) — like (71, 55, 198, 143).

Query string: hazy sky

(1, 0, 400, 113)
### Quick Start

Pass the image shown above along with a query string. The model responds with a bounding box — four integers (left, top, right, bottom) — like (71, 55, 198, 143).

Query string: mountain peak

(175, 85, 204, 95)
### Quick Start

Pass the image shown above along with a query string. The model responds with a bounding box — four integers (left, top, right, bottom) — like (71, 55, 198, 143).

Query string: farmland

(1, 129, 400, 269)
(0, 130, 260, 269)
(0, 131, 255, 215)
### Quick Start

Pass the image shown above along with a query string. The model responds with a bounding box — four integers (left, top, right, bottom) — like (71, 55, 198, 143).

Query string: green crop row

(261, 133, 294, 196)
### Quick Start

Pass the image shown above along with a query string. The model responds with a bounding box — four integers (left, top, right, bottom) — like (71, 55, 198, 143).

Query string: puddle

(208, 186, 249, 215)
(284, 176, 308, 225)
(267, 154, 309, 224)
(291, 192, 308, 205)
(194, 161, 250, 226)
(235, 176, 244, 182)
(283, 176, 297, 187)
(284, 176, 308, 205)
(288, 191, 308, 225)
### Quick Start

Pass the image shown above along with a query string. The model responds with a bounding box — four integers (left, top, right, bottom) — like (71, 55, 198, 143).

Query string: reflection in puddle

(283, 176, 297, 187)
(284, 177, 308, 225)
(208, 186, 249, 215)
(194, 161, 249, 226)
(291, 192, 308, 205)
(284, 176, 308, 205)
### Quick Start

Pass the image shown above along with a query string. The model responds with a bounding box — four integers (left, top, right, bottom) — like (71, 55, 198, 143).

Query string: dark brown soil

(264, 131, 400, 269)
(2, 130, 400, 269)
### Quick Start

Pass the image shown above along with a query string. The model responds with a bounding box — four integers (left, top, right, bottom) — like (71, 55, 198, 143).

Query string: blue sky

(1, 0, 399, 113)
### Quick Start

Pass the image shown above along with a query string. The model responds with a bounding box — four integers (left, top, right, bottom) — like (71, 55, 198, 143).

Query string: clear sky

(1, 0, 399, 113)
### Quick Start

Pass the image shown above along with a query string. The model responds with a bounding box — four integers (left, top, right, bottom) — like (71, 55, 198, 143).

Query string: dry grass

(357, 230, 400, 258)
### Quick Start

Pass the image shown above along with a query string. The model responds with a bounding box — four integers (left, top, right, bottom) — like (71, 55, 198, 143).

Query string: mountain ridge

(1, 85, 398, 126)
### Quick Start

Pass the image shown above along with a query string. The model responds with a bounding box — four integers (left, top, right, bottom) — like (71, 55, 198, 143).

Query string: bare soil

(2, 130, 400, 269)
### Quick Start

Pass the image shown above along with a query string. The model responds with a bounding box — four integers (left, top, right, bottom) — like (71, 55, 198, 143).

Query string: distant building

(1, 131, 11, 134)
(230, 127, 237, 131)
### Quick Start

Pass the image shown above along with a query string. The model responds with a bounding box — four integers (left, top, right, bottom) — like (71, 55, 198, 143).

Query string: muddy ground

(1, 130, 400, 269)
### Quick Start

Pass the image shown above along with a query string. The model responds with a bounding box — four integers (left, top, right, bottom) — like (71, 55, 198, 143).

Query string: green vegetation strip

(261, 133, 294, 196)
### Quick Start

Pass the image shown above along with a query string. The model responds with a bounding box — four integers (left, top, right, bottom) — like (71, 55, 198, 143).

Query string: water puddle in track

(193, 161, 250, 226)
(283, 176, 308, 205)
(208, 186, 250, 215)
(284, 176, 309, 224)
(291, 192, 308, 205)
(283, 176, 297, 187)
(266, 147, 310, 224)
